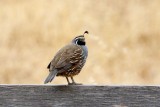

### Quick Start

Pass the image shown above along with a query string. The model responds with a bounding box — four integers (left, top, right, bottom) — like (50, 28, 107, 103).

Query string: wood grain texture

(0, 85, 160, 107)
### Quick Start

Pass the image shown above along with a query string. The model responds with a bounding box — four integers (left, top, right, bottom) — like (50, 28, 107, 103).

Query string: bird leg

(69, 77, 82, 85)
(66, 77, 71, 85)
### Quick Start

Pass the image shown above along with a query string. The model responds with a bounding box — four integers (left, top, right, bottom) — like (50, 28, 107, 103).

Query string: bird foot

(68, 82, 82, 85)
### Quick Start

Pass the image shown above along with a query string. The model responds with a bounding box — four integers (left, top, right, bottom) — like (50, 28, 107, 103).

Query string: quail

(44, 31, 88, 85)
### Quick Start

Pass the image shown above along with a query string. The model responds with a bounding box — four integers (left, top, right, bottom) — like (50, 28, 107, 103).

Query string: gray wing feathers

(44, 70, 58, 84)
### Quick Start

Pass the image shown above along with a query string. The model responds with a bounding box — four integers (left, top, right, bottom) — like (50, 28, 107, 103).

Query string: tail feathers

(44, 70, 58, 84)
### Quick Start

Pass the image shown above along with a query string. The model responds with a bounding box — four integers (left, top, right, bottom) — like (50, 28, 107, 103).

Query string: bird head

(72, 31, 89, 46)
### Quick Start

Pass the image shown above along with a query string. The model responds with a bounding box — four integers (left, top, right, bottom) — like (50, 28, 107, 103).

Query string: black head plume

(83, 31, 89, 35)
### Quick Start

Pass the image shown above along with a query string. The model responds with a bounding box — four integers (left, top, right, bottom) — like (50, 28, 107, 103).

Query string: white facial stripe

(75, 37, 84, 41)
(74, 36, 85, 45)
(75, 36, 84, 40)
(75, 39, 78, 44)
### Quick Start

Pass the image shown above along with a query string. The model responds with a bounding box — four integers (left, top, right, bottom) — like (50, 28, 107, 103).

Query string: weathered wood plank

(0, 85, 160, 107)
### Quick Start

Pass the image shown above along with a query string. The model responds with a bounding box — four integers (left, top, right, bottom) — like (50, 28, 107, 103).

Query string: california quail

(44, 31, 88, 85)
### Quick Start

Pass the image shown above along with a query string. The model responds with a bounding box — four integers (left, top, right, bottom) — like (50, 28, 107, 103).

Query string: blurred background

(0, 0, 160, 85)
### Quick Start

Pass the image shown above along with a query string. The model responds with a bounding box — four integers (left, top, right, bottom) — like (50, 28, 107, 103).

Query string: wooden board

(0, 85, 160, 107)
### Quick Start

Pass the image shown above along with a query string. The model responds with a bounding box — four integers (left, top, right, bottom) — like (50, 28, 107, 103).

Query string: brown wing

(48, 44, 83, 71)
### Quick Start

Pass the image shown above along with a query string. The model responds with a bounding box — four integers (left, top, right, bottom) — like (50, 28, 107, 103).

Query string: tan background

(0, 0, 160, 85)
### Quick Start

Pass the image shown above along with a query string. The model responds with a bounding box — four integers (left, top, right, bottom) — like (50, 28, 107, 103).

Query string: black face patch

(74, 35, 85, 45)
(76, 40, 86, 45)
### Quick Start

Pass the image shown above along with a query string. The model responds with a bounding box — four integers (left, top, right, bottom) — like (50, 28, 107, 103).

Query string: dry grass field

(0, 0, 160, 85)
